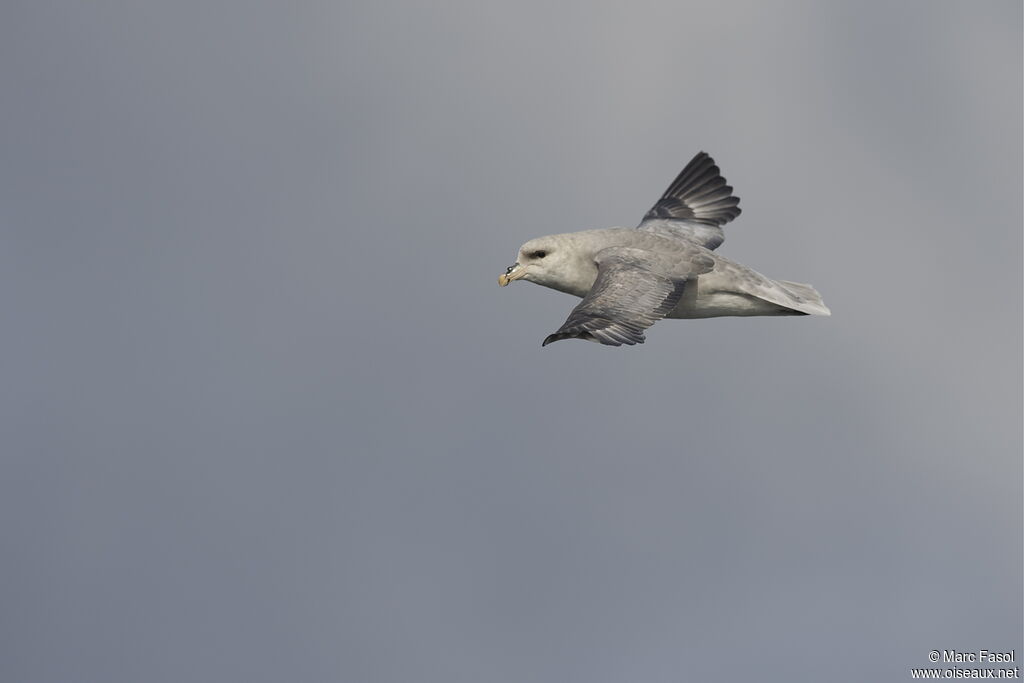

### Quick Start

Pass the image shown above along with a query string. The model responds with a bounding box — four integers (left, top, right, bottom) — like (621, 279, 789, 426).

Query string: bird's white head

(497, 237, 563, 288)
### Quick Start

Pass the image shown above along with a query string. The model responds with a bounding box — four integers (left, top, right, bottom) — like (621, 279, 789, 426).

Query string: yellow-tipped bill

(498, 263, 524, 287)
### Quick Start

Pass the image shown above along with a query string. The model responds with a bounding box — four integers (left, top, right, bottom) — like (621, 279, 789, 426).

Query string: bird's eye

(533, 250, 547, 259)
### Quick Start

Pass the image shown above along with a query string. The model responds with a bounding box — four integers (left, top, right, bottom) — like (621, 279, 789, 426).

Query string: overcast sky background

(1, 2, 1021, 682)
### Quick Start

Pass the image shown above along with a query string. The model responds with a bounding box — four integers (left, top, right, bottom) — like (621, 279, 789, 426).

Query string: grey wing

(637, 151, 740, 250)
(542, 246, 714, 347)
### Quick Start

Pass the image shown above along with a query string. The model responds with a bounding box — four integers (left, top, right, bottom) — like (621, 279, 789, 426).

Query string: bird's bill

(498, 262, 525, 286)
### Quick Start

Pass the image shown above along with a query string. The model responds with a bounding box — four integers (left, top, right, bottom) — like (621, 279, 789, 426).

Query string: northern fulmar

(498, 151, 830, 347)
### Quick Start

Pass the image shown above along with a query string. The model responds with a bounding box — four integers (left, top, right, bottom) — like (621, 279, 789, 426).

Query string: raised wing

(542, 246, 714, 347)
(637, 151, 741, 250)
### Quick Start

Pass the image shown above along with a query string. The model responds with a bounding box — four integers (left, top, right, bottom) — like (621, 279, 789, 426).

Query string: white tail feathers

(777, 280, 831, 316)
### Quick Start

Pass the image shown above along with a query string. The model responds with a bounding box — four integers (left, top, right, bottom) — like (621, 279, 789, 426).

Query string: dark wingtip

(542, 332, 572, 346)
(542, 328, 642, 347)
(542, 330, 604, 346)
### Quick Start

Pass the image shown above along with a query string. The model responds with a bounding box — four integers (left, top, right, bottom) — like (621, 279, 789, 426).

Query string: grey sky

(1, 2, 1020, 682)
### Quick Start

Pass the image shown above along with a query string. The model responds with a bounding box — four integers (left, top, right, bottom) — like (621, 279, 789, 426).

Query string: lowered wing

(542, 245, 714, 347)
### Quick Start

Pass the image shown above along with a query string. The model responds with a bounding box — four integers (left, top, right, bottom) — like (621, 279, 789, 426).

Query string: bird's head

(498, 238, 562, 288)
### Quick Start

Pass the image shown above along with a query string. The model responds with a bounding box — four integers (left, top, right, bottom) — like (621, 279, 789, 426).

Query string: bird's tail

(776, 280, 831, 316)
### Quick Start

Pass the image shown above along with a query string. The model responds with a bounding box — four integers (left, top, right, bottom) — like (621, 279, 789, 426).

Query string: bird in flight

(498, 151, 830, 347)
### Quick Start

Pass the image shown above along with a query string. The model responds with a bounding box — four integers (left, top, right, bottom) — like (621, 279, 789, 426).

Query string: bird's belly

(668, 293, 793, 318)
(667, 277, 798, 319)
